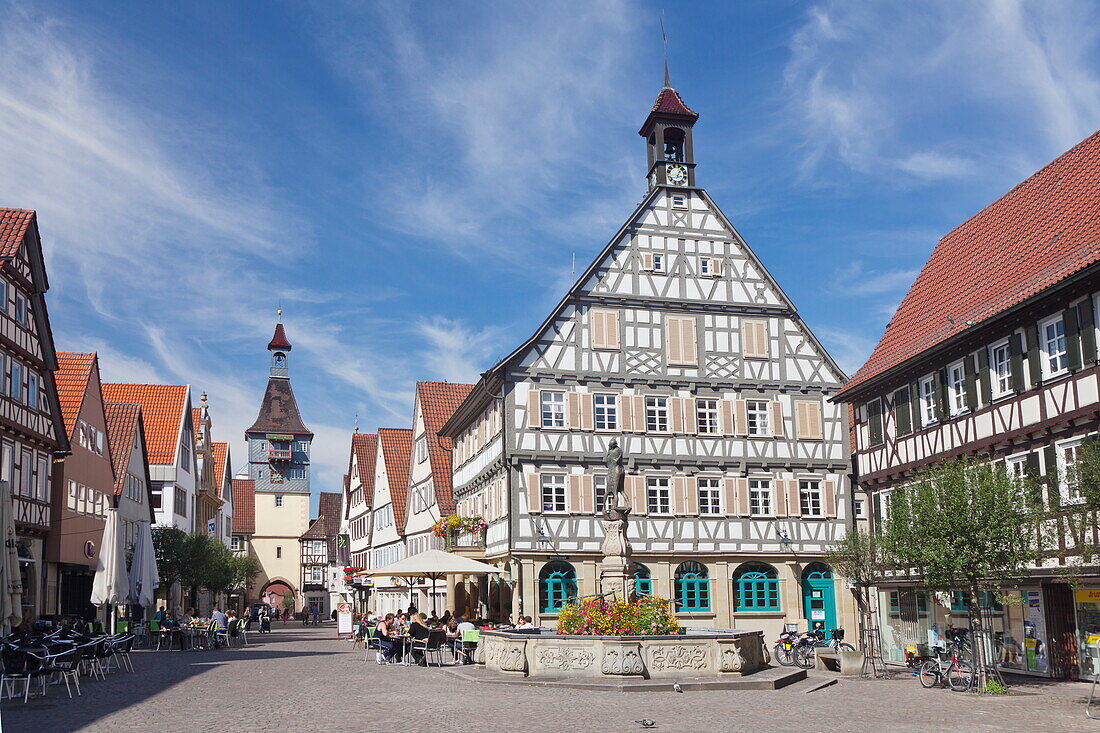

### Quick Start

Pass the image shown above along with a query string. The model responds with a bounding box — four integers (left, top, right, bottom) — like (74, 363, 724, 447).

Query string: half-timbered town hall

(439, 76, 855, 638)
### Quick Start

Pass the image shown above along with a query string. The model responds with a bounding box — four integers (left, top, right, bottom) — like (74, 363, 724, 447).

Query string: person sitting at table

(409, 613, 432, 666)
(211, 607, 229, 648)
(439, 610, 452, 627)
(516, 616, 535, 630)
(393, 613, 408, 635)
(374, 613, 398, 664)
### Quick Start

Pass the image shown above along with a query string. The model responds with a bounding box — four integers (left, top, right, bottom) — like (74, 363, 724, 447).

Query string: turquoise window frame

(539, 561, 577, 613)
(632, 564, 652, 597)
(734, 563, 780, 612)
(675, 561, 711, 612)
(951, 590, 1002, 612)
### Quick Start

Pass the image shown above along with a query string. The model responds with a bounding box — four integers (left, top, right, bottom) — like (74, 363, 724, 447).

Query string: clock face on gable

(666, 164, 688, 186)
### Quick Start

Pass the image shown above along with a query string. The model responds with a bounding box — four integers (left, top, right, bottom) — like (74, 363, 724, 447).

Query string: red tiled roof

(0, 208, 34, 258)
(349, 432, 377, 507)
(104, 402, 142, 496)
(212, 442, 229, 498)
(317, 491, 342, 537)
(300, 516, 326, 540)
(246, 377, 312, 436)
(378, 428, 413, 532)
(192, 407, 203, 445)
(268, 323, 292, 351)
(101, 384, 189, 465)
(231, 478, 256, 535)
(416, 381, 474, 515)
(838, 129, 1100, 399)
(651, 86, 698, 118)
(55, 352, 96, 437)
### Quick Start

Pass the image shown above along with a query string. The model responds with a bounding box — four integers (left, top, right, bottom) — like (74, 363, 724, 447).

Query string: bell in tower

(639, 65, 699, 189)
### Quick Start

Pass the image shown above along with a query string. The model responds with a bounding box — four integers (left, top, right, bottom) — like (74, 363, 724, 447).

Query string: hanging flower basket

(431, 516, 487, 537)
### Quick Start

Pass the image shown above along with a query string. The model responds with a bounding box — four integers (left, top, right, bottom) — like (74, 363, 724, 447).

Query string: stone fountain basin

(476, 628, 766, 679)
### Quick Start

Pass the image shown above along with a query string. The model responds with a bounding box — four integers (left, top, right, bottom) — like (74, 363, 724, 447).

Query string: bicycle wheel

(794, 644, 815, 669)
(918, 660, 941, 688)
(773, 643, 793, 666)
(837, 643, 856, 653)
(947, 662, 973, 692)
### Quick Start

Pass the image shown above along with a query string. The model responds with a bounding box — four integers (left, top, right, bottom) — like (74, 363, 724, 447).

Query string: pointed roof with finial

(268, 310, 292, 351)
(639, 64, 698, 135)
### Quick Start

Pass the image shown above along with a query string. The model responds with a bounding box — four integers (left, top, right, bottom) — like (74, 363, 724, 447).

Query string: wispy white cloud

(816, 326, 876, 376)
(416, 317, 503, 385)
(831, 262, 919, 297)
(898, 152, 975, 179)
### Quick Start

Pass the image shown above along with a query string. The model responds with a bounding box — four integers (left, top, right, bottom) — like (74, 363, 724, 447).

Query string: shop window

(675, 561, 711, 612)
(733, 562, 780, 612)
(539, 561, 577, 613)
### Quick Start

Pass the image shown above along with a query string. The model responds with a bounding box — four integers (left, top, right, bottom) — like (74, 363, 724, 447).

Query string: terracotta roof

(349, 432, 377, 507)
(416, 381, 474, 515)
(104, 402, 142, 496)
(300, 516, 326, 540)
(378, 428, 413, 532)
(246, 377, 312, 436)
(212, 442, 229, 498)
(651, 86, 698, 118)
(231, 478, 255, 535)
(101, 384, 189, 465)
(55, 352, 96, 437)
(0, 208, 34, 258)
(268, 323, 292, 351)
(192, 407, 203, 445)
(317, 491, 342, 537)
(838, 129, 1100, 399)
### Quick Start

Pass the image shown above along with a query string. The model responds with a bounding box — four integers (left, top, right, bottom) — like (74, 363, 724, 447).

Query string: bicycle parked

(774, 628, 854, 669)
(916, 626, 975, 692)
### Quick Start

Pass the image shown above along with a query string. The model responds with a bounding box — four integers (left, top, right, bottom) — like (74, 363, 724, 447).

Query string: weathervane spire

(661, 10, 671, 88)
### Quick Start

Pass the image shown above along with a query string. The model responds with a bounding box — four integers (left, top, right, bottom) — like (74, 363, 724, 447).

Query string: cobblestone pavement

(3, 624, 1097, 733)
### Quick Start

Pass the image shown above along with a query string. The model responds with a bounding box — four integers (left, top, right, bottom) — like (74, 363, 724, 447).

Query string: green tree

(1060, 437, 1100, 565)
(825, 527, 882, 652)
(152, 526, 189, 610)
(879, 457, 1043, 688)
(233, 555, 262, 599)
(178, 533, 220, 606)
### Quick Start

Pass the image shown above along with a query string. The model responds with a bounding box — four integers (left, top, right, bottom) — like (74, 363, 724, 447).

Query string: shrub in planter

(557, 595, 680, 636)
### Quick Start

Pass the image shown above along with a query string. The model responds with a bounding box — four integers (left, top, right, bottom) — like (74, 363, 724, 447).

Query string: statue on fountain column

(599, 438, 633, 601)
(604, 438, 629, 510)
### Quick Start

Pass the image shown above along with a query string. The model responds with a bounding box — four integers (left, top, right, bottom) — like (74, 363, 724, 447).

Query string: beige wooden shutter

(786, 480, 802, 518)
(568, 475, 582, 514)
(770, 401, 784, 437)
(735, 478, 750, 516)
(630, 476, 646, 514)
(670, 397, 685, 434)
(605, 310, 620, 349)
(581, 475, 595, 514)
(685, 477, 699, 515)
(744, 320, 769, 358)
(720, 399, 735, 435)
(526, 472, 541, 514)
(712, 258, 723, 278)
(527, 389, 541, 429)
(824, 479, 837, 518)
(734, 400, 748, 436)
(632, 395, 646, 432)
(619, 396, 633, 433)
(795, 401, 823, 440)
(682, 399, 697, 435)
(665, 317, 683, 365)
(672, 477, 687, 514)
(642, 253, 654, 271)
(592, 309, 606, 349)
(567, 392, 581, 430)
(773, 479, 788, 517)
(580, 393, 594, 431)
(680, 317, 698, 365)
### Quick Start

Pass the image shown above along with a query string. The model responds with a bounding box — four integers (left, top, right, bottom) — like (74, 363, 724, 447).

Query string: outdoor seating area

(355, 611, 511, 669)
(0, 627, 139, 703)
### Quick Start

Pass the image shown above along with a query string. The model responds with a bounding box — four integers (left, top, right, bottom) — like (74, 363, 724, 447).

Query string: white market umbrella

(91, 509, 130, 617)
(362, 550, 501, 615)
(0, 486, 22, 630)
(129, 520, 159, 608)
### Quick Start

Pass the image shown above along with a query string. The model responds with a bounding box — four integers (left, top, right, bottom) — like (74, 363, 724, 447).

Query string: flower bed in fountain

(475, 596, 766, 680)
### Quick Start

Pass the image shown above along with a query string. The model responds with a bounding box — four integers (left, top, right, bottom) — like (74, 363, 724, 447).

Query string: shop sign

(1076, 589, 1100, 603)
(266, 434, 294, 441)
(337, 602, 353, 635)
(811, 610, 826, 621)
(84, 541, 96, 558)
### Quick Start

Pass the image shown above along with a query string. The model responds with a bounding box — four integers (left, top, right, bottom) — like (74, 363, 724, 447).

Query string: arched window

(273, 352, 287, 368)
(802, 562, 831, 581)
(733, 562, 780, 612)
(674, 561, 710, 612)
(632, 563, 652, 597)
(539, 561, 577, 613)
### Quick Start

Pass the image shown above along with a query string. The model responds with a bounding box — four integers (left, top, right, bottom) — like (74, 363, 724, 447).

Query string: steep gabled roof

(0, 208, 34, 258)
(838, 129, 1100, 399)
(300, 516, 326, 540)
(317, 491, 342, 537)
(104, 402, 142, 496)
(415, 381, 473, 515)
(378, 428, 413, 532)
(101, 384, 189, 466)
(231, 478, 256, 535)
(55, 352, 96, 436)
(212, 442, 229, 498)
(246, 377, 312, 436)
(349, 432, 378, 506)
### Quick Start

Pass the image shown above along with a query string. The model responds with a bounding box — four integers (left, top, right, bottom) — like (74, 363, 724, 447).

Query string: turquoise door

(802, 563, 837, 634)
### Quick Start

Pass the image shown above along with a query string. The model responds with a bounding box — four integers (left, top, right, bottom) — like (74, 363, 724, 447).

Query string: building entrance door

(802, 563, 837, 634)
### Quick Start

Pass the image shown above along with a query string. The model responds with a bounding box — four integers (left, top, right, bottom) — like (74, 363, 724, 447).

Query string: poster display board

(337, 602, 353, 636)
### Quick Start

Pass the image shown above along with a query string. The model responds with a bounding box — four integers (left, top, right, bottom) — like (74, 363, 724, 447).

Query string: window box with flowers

(431, 516, 488, 550)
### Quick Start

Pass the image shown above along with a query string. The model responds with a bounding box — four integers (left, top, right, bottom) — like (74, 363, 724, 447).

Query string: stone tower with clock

(641, 67, 698, 189)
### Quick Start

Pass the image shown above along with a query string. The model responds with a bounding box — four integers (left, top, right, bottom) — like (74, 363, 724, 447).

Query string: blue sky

(2, 1, 1100, 507)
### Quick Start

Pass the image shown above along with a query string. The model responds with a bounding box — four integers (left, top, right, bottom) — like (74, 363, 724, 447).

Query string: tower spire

(661, 9, 671, 88)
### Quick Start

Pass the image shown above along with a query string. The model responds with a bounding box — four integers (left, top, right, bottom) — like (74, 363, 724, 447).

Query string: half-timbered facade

(835, 130, 1100, 681)
(299, 491, 343, 617)
(368, 428, 412, 616)
(342, 432, 376, 611)
(439, 81, 854, 637)
(0, 209, 72, 619)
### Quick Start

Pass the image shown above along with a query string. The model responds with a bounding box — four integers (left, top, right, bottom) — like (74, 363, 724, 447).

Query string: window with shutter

(665, 316, 697, 366)
(742, 320, 769, 359)
(795, 400, 823, 440)
(893, 387, 912, 436)
(867, 399, 884, 446)
(591, 309, 620, 350)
